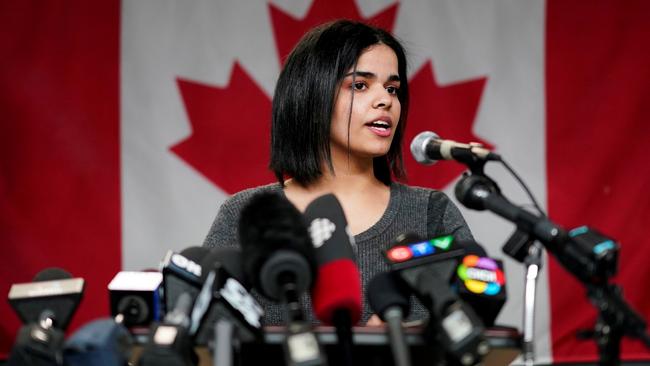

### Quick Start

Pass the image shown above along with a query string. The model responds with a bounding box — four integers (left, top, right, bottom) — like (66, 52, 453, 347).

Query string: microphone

(455, 174, 618, 284)
(139, 293, 198, 366)
(7, 268, 85, 366)
(199, 247, 248, 287)
(239, 192, 325, 366)
(454, 255, 507, 327)
(367, 272, 412, 366)
(108, 271, 163, 329)
(161, 246, 208, 315)
(239, 193, 316, 305)
(190, 251, 265, 366)
(390, 234, 506, 327)
(384, 235, 489, 366)
(303, 194, 362, 366)
(8, 268, 85, 330)
(190, 247, 264, 346)
(410, 131, 500, 165)
(113, 247, 206, 365)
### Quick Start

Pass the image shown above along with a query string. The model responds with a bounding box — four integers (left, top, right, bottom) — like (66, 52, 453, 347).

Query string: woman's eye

(386, 85, 399, 94)
(353, 82, 366, 91)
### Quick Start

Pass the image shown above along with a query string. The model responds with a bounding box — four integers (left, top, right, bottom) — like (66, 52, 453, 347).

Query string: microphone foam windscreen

(239, 192, 316, 295)
(10, 267, 84, 330)
(179, 246, 209, 263)
(367, 272, 410, 320)
(457, 239, 488, 258)
(199, 247, 248, 288)
(303, 194, 362, 325)
(311, 260, 361, 324)
(33, 267, 72, 282)
(454, 255, 506, 327)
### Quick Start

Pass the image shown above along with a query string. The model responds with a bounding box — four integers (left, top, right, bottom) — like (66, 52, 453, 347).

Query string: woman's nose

(372, 89, 392, 109)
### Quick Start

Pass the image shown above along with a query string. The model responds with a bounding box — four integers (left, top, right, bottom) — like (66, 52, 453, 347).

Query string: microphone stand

(281, 275, 326, 366)
(453, 152, 544, 364)
(522, 243, 543, 366)
(579, 283, 650, 366)
(332, 310, 354, 366)
(454, 165, 650, 366)
(502, 230, 543, 366)
(214, 319, 236, 366)
(383, 307, 411, 366)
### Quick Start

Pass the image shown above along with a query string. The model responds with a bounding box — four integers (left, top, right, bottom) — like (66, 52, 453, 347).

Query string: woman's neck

(314, 150, 382, 191)
(283, 154, 389, 212)
(285, 169, 391, 236)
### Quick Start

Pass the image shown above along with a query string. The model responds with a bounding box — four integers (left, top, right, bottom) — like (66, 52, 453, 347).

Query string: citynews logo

(309, 218, 336, 248)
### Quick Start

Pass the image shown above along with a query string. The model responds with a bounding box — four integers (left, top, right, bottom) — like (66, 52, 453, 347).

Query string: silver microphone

(410, 131, 499, 165)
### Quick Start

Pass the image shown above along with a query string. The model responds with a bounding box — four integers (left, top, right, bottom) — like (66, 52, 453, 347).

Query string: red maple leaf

(270, 0, 397, 64)
(171, 63, 273, 194)
(405, 61, 490, 189)
(171, 0, 490, 195)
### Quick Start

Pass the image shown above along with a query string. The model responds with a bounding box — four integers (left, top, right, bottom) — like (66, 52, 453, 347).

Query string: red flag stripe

(546, 0, 650, 362)
(0, 1, 121, 357)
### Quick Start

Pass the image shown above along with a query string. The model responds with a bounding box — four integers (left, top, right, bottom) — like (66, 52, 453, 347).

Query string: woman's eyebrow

(344, 71, 401, 82)
(345, 70, 375, 79)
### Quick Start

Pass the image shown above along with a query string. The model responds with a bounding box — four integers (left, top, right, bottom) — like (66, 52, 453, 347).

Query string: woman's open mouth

(366, 120, 392, 137)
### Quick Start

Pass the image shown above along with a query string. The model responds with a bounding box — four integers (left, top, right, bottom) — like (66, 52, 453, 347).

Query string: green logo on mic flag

(430, 235, 453, 250)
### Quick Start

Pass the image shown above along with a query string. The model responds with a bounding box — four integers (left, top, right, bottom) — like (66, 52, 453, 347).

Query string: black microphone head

(454, 255, 507, 327)
(454, 173, 502, 212)
(199, 247, 248, 288)
(303, 193, 362, 324)
(161, 247, 207, 317)
(33, 267, 72, 282)
(9, 267, 84, 330)
(457, 239, 488, 258)
(303, 193, 356, 260)
(239, 192, 316, 301)
(367, 272, 411, 320)
(179, 246, 209, 261)
(191, 257, 265, 346)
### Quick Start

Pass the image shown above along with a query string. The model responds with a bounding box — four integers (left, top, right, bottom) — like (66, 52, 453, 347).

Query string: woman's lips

(367, 125, 392, 137)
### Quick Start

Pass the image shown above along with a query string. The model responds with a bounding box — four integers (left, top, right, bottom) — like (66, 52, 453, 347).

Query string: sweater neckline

(274, 182, 401, 244)
(354, 182, 400, 243)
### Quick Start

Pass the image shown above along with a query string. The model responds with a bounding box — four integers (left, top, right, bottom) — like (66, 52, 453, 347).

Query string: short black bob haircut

(269, 19, 409, 186)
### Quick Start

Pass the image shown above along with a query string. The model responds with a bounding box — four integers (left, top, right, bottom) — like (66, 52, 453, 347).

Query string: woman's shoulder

(392, 182, 451, 205)
(392, 182, 463, 224)
(220, 182, 283, 212)
(203, 182, 283, 248)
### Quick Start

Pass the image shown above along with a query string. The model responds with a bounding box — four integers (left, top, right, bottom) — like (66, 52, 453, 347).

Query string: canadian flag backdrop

(1, 0, 649, 363)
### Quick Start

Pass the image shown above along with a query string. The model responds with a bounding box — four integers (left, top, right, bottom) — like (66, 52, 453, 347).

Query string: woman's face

(330, 43, 402, 163)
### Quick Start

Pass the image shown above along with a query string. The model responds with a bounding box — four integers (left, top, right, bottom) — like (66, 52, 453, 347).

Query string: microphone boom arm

(453, 169, 650, 365)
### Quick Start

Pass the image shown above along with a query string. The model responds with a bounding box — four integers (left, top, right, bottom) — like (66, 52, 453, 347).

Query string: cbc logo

(309, 218, 336, 248)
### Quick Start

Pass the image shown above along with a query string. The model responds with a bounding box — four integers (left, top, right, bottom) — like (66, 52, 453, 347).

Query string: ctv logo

(386, 235, 454, 263)
(457, 255, 504, 296)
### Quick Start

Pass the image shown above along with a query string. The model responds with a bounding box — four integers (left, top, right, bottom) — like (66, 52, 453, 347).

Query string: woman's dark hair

(269, 19, 409, 186)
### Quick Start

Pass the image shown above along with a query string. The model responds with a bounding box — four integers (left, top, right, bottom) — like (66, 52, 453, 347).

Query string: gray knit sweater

(203, 182, 483, 325)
